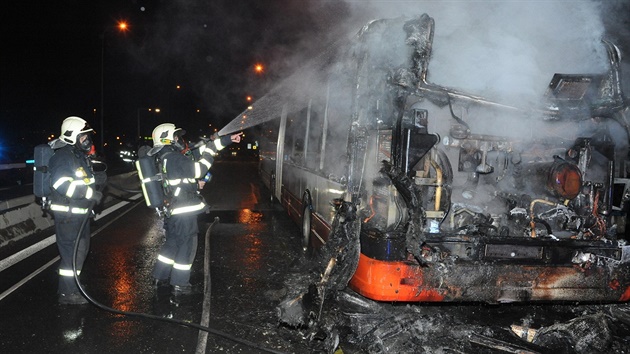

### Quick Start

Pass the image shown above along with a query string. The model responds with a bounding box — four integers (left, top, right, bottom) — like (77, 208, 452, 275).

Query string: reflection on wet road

(0, 161, 309, 353)
(2, 161, 630, 353)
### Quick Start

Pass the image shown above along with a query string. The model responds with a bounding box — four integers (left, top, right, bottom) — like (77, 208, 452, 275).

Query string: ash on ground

(276, 279, 630, 353)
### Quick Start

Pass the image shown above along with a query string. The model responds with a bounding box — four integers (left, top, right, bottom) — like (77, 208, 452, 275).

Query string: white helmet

(152, 123, 185, 147)
(60, 116, 93, 144)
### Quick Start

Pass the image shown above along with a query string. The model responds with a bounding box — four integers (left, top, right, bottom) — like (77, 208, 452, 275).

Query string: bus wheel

(301, 205, 312, 253)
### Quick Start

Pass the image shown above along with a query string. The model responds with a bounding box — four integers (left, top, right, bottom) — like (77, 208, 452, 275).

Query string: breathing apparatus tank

(135, 155, 165, 209)
(33, 143, 54, 199)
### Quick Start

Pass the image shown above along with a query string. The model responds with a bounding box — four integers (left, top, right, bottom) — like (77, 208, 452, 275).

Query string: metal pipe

(430, 157, 443, 211)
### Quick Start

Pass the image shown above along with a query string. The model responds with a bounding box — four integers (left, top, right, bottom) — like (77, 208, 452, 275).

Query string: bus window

(322, 75, 353, 179)
(305, 103, 324, 171)
(285, 107, 308, 165)
(257, 119, 279, 161)
(283, 111, 295, 163)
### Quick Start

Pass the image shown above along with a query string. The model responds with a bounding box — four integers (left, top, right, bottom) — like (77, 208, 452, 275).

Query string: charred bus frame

(247, 14, 630, 303)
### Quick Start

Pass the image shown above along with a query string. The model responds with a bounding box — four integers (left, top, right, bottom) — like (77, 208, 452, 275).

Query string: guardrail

(0, 163, 27, 171)
(0, 171, 140, 249)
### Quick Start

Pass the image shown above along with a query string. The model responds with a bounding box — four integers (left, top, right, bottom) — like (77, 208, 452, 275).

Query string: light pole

(100, 21, 128, 152)
(137, 108, 160, 139)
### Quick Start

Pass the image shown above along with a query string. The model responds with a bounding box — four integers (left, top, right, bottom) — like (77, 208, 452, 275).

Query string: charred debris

(276, 13, 630, 353)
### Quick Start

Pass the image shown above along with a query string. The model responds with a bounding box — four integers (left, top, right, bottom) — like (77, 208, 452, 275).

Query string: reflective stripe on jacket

(157, 137, 232, 216)
(159, 147, 207, 215)
(48, 145, 99, 213)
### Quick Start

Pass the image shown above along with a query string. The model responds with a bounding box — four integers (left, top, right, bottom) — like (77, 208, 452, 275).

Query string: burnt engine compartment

(360, 117, 630, 270)
(355, 14, 630, 273)
(275, 12, 630, 354)
(439, 127, 618, 241)
(339, 13, 630, 306)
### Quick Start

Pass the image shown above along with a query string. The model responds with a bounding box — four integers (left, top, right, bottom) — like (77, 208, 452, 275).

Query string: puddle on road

(200, 210, 265, 225)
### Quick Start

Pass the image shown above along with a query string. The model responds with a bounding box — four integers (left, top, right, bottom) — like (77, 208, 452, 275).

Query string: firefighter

(149, 123, 241, 295)
(49, 116, 104, 305)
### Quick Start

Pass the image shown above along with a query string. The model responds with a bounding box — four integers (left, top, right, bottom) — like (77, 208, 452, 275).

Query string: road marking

(0, 194, 143, 301)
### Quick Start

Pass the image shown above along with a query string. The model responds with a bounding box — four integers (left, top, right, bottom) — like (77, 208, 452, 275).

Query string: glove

(92, 191, 103, 204)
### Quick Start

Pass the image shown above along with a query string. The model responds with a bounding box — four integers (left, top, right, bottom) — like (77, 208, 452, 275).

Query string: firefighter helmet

(152, 123, 185, 147)
(60, 116, 93, 145)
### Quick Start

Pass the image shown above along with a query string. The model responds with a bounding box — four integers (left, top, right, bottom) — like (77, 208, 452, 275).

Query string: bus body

(252, 14, 630, 303)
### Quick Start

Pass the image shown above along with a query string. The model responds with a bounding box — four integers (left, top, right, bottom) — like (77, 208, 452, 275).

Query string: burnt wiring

(529, 199, 557, 238)
(445, 91, 470, 132)
(588, 190, 607, 239)
(532, 217, 554, 237)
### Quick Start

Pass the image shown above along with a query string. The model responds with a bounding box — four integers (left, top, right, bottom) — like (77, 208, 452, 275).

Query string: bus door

(274, 103, 289, 201)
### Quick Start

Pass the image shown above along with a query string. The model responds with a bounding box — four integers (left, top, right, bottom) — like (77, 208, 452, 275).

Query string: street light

(137, 108, 160, 139)
(100, 20, 129, 151)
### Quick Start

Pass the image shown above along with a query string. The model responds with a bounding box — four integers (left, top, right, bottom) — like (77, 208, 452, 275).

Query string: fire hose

(70, 201, 287, 354)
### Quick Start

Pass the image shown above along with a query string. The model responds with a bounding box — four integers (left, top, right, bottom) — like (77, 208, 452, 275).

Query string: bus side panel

(311, 211, 332, 247)
(280, 157, 346, 248)
(281, 163, 308, 225)
(259, 158, 273, 191)
(281, 185, 303, 226)
(257, 118, 280, 197)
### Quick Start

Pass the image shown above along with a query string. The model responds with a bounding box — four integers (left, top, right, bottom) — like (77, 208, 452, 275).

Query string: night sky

(1, 1, 630, 163)
(0, 0, 347, 160)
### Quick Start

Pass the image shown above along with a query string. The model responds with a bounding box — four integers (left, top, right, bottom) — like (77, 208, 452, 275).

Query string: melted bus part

(247, 13, 630, 305)
(348, 14, 630, 303)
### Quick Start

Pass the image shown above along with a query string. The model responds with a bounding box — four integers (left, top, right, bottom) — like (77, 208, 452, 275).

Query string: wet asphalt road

(2, 160, 630, 353)
(0, 160, 310, 354)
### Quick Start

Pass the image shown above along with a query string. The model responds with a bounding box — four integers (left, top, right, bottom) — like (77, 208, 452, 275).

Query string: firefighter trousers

(152, 213, 199, 286)
(54, 212, 91, 295)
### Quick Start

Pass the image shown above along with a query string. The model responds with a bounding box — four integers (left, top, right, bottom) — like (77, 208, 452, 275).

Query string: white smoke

(219, 0, 616, 135)
(342, 0, 608, 107)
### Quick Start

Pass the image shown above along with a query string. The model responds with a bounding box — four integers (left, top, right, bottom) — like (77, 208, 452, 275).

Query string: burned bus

(222, 13, 630, 303)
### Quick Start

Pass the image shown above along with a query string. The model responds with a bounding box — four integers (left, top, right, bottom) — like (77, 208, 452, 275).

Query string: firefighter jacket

(48, 144, 100, 214)
(157, 135, 232, 216)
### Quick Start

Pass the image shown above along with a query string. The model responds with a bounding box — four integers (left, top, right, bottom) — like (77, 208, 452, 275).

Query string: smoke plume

(342, 0, 609, 107)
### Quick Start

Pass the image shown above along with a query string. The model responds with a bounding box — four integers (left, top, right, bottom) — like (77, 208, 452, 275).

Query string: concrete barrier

(0, 171, 140, 248)
(0, 195, 54, 247)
